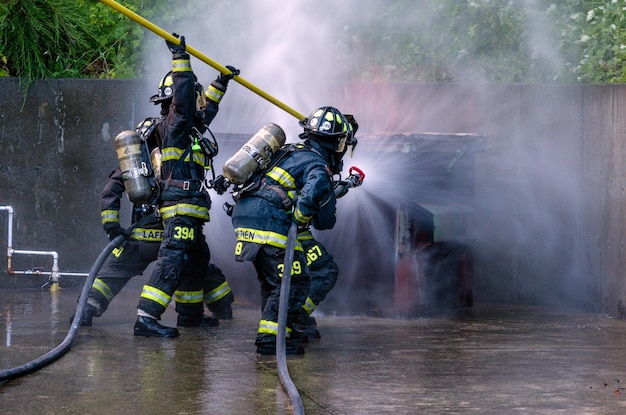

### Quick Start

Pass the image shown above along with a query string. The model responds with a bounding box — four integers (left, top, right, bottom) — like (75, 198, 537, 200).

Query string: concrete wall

(1, 77, 625, 317)
(0, 78, 142, 287)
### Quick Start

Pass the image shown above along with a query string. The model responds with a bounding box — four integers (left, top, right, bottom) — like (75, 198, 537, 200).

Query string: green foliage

(85, 0, 146, 78)
(347, 0, 567, 83)
(0, 0, 625, 85)
(0, 0, 100, 90)
(346, 0, 626, 84)
(565, 1, 626, 83)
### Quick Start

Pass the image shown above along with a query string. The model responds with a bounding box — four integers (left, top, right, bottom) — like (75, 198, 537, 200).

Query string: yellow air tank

(223, 123, 286, 185)
(114, 130, 154, 203)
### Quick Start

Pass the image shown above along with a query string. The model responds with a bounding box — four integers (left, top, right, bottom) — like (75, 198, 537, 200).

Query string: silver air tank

(114, 130, 153, 203)
(223, 123, 286, 185)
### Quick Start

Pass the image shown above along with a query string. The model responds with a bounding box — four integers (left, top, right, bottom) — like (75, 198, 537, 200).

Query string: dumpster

(318, 132, 486, 316)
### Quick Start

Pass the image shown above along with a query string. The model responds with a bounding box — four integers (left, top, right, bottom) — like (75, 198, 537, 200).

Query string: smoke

(134, 1, 593, 315)
(141, 0, 360, 138)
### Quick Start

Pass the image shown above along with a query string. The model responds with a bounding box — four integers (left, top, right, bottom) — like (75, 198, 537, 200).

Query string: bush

(0, 0, 624, 85)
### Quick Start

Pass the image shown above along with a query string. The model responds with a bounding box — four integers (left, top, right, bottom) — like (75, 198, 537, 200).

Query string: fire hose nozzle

(334, 166, 365, 198)
(347, 166, 365, 187)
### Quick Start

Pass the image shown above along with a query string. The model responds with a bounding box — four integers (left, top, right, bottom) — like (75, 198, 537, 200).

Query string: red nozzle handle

(349, 166, 365, 183)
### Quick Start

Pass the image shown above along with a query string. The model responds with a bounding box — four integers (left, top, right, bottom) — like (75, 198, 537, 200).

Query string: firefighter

(133, 34, 238, 337)
(294, 118, 360, 339)
(71, 167, 234, 327)
(230, 106, 355, 355)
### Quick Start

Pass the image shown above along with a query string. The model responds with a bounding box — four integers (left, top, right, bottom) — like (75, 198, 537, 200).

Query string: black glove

(103, 223, 131, 241)
(334, 180, 350, 199)
(166, 33, 187, 56)
(216, 65, 240, 87)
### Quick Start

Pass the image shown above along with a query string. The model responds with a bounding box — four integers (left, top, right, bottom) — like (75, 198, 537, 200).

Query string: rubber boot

(69, 303, 98, 327)
(177, 314, 219, 327)
(255, 335, 305, 356)
(211, 304, 233, 320)
(295, 313, 321, 339)
(134, 316, 179, 338)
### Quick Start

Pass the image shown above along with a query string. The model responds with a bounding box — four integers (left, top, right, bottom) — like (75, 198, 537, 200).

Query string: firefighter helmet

(149, 71, 174, 103)
(301, 106, 350, 152)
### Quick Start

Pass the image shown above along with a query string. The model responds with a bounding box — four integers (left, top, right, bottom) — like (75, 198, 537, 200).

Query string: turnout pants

(253, 245, 310, 344)
(138, 215, 210, 319)
(299, 237, 339, 320)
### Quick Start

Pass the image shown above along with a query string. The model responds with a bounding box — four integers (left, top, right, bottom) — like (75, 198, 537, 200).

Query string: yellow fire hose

(97, 0, 307, 122)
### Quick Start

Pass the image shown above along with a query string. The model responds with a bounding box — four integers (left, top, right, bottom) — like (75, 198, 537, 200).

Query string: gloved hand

(292, 212, 309, 233)
(215, 65, 240, 87)
(166, 33, 187, 56)
(334, 180, 350, 199)
(296, 222, 309, 233)
(103, 223, 131, 241)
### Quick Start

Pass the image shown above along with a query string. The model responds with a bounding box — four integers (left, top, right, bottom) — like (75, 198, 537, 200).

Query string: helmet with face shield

(301, 106, 358, 174)
(301, 106, 351, 151)
(149, 71, 174, 104)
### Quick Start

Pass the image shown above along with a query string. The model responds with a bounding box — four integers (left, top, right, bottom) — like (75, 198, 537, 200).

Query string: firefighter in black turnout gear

(134, 34, 238, 337)
(72, 170, 234, 327)
(230, 106, 354, 355)
(73, 117, 234, 327)
(294, 114, 361, 338)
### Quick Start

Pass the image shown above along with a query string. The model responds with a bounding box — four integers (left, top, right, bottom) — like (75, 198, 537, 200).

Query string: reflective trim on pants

(302, 297, 316, 315)
(204, 282, 232, 305)
(140, 285, 172, 308)
(174, 289, 204, 304)
(92, 278, 114, 302)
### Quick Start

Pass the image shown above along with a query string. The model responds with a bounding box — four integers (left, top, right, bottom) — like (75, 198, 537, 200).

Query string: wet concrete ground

(1, 288, 626, 414)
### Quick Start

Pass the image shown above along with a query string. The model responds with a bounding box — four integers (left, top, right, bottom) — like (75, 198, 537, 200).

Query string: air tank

(223, 123, 286, 185)
(114, 130, 154, 203)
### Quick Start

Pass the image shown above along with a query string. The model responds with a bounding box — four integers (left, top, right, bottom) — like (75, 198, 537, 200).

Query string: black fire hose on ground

(0, 234, 126, 384)
(276, 221, 305, 414)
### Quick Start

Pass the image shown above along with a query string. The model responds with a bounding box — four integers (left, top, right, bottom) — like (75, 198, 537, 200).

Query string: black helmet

(301, 106, 350, 152)
(149, 71, 174, 103)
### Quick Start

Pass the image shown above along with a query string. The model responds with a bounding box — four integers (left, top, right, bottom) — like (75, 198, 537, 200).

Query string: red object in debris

(394, 253, 422, 315)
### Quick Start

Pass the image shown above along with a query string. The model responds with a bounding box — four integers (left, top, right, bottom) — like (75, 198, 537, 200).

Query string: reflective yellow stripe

(235, 227, 286, 246)
(266, 166, 296, 189)
(297, 230, 314, 241)
(293, 206, 311, 223)
(191, 151, 209, 167)
(234, 227, 303, 251)
(101, 209, 119, 225)
(131, 227, 164, 242)
(205, 85, 224, 103)
(174, 289, 204, 304)
(204, 282, 232, 305)
(161, 146, 185, 162)
(162, 146, 209, 168)
(172, 59, 192, 72)
(92, 278, 114, 301)
(160, 204, 210, 221)
(140, 285, 171, 308)
(257, 320, 293, 337)
(258, 319, 278, 335)
(302, 297, 316, 315)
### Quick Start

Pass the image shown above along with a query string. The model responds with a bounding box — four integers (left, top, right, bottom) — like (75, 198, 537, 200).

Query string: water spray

(97, 0, 306, 122)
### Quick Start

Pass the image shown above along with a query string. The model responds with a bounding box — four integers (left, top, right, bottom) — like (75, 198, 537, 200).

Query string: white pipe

(0, 206, 90, 280)
(0, 206, 14, 269)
